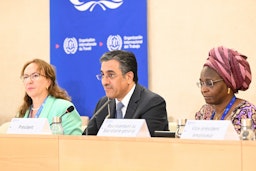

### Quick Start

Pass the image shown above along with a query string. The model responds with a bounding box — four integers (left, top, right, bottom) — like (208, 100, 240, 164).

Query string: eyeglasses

(196, 79, 223, 88)
(21, 73, 46, 82)
(96, 73, 118, 80)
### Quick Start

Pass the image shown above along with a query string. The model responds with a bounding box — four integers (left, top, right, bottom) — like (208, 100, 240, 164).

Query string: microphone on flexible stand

(50, 105, 74, 126)
(85, 99, 112, 135)
(60, 106, 74, 119)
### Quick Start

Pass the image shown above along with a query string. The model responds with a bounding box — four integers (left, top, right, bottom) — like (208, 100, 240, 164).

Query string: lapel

(39, 96, 54, 118)
(124, 84, 141, 118)
(107, 84, 142, 119)
(108, 100, 117, 118)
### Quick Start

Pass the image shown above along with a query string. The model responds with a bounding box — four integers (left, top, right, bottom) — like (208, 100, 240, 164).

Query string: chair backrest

(81, 116, 89, 130)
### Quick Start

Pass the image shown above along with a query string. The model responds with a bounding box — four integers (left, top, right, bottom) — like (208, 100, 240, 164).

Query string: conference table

(0, 134, 255, 171)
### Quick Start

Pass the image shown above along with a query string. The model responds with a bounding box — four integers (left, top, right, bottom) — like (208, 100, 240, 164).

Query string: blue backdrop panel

(50, 0, 148, 117)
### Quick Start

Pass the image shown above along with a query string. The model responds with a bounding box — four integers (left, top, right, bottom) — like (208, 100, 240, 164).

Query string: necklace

(29, 95, 49, 118)
(211, 95, 236, 120)
(31, 107, 40, 110)
(214, 109, 225, 120)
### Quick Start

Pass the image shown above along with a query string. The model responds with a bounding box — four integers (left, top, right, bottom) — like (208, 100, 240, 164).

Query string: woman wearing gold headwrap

(195, 46, 256, 134)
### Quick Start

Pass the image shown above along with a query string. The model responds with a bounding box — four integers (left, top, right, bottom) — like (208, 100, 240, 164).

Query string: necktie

(116, 102, 124, 119)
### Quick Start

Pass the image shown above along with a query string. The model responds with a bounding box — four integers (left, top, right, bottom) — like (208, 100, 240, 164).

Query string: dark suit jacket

(83, 84, 169, 136)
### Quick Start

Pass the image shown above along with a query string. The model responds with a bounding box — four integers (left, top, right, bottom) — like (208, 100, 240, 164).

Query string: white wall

(148, 0, 256, 121)
(0, 1, 49, 124)
(1, 0, 256, 124)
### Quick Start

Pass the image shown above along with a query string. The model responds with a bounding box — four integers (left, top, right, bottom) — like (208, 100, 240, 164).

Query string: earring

(227, 88, 230, 94)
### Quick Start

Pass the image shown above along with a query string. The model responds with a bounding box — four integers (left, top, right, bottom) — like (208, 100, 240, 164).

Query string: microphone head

(67, 106, 74, 113)
(56, 106, 75, 123)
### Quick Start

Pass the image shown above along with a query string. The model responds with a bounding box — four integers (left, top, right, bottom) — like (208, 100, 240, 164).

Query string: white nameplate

(180, 120, 239, 140)
(97, 119, 150, 137)
(7, 118, 52, 135)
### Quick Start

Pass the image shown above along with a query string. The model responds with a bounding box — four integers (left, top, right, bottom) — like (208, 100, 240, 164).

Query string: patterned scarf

(204, 46, 251, 93)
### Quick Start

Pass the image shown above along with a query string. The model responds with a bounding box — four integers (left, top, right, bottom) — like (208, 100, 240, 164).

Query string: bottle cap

(241, 118, 252, 127)
(52, 116, 62, 123)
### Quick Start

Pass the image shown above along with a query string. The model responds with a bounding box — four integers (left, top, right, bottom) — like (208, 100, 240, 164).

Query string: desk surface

(0, 134, 255, 171)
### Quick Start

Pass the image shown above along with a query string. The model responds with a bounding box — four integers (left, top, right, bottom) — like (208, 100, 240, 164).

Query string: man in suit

(83, 50, 169, 136)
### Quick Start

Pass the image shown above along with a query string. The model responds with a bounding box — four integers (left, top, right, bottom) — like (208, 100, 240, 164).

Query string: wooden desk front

(59, 136, 242, 171)
(0, 135, 255, 171)
(0, 134, 59, 171)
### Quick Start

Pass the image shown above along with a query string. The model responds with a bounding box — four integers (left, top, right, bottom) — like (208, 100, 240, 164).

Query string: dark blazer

(83, 84, 169, 136)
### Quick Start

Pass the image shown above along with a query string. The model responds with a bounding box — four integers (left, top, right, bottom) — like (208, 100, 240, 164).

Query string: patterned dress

(195, 101, 256, 134)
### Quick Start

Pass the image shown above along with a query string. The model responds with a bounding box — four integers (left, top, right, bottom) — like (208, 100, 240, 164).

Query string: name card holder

(97, 119, 150, 137)
(7, 118, 52, 135)
(180, 120, 239, 140)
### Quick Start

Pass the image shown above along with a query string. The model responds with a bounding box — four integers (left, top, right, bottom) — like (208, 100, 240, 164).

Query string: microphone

(60, 105, 74, 119)
(50, 105, 74, 125)
(85, 99, 112, 135)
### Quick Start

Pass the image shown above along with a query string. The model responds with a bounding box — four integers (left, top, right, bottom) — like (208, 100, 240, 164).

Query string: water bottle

(239, 118, 255, 141)
(175, 119, 187, 138)
(51, 116, 64, 135)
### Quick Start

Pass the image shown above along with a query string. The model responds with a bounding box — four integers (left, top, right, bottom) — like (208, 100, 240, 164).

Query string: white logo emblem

(70, 0, 123, 12)
(63, 37, 78, 54)
(107, 35, 122, 51)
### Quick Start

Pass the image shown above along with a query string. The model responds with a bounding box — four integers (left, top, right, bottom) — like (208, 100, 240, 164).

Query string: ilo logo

(107, 35, 122, 51)
(63, 37, 78, 54)
(70, 0, 123, 12)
